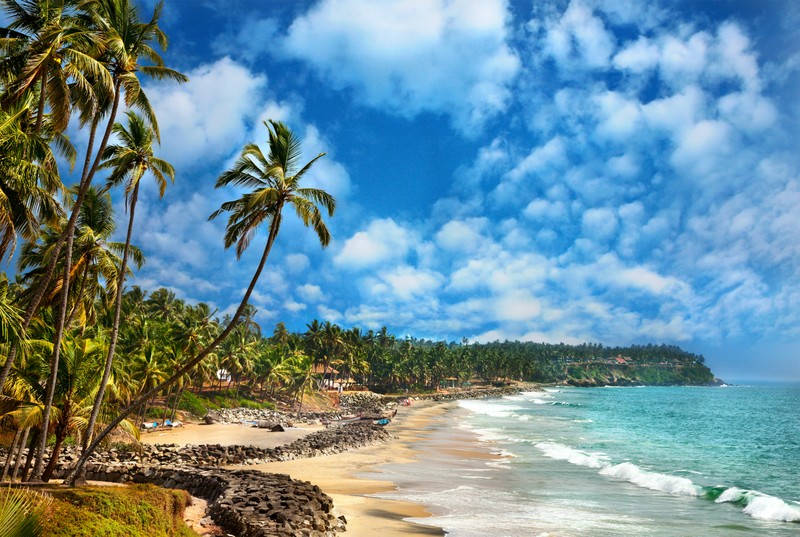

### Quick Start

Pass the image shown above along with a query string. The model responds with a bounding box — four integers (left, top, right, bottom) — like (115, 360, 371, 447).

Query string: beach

(141, 400, 458, 536)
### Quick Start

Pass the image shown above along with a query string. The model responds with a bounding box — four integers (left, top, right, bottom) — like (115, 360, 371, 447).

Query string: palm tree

(65, 119, 336, 484)
(0, 98, 64, 262)
(28, 0, 185, 482)
(0, 0, 111, 133)
(81, 110, 173, 460)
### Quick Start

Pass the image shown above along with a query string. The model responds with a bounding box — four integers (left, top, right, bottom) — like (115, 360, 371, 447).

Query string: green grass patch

(30, 483, 196, 537)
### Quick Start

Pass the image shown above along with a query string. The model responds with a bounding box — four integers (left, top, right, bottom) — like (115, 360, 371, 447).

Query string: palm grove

(0, 0, 713, 491)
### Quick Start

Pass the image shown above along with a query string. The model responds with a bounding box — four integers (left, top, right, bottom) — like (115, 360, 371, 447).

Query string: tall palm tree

(28, 0, 185, 482)
(81, 110, 173, 459)
(66, 119, 336, 484)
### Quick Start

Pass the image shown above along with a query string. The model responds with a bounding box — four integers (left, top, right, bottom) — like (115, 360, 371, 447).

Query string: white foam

(535, 441, 609, 469)
(599, 462, 701, 496)
(717, 488, 800, 522)
(744, 495, 800, 522)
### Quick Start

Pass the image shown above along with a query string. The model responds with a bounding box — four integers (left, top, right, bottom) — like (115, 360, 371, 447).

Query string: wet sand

(247, 400, 453, 536)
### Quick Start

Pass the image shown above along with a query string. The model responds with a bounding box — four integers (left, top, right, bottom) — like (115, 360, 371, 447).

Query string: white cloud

(493, 292, 542, 322)
(581, 207, 618, 242)
(544, 1, 616, 70)
(366, 265, 444, 302)
(334, 218, 416, 269)
(613, 36, 660, 73)
(212, 17, 279, 64)
(670, 119, 732, 174)
(592, 90, 642, 140)
(297, 284, 325, 302)
(435, 218, 488, 253)
(284, 299, 307, 313)
(282, 0, 519, 132)
(285, 254, 310, 274)
(659, 32, 710, 88)
(145, 58, 266, 170)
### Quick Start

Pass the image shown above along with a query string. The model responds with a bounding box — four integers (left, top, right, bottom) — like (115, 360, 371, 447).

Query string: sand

(144, 401, 473, 536)
(140, 421, 324, 449)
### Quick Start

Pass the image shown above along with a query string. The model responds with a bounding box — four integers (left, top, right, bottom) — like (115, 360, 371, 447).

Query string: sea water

(374, 384, 800, 536)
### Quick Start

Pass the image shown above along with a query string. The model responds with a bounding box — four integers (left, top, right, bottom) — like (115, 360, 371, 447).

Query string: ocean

(374, 384, 800, 536)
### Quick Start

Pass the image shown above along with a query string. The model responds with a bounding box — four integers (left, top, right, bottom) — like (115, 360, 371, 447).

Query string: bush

(177, 390, 211, 417)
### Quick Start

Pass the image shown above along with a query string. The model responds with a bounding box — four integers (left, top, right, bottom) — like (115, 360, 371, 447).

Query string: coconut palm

(0, 0, 111, 133)
(0, 98, 64, 263)
(66, 119, 336, 484)
(81, 109, 173, 461)
(16, 187, 141, 327)
(29, 0, 185, 482)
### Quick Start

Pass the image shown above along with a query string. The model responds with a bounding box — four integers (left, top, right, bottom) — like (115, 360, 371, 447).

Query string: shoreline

(134, 388, 531, 535)
(242, 399, 454, 536)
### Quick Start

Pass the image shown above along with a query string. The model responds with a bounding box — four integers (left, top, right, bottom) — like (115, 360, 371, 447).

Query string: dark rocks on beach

(21, 420, 393, 537)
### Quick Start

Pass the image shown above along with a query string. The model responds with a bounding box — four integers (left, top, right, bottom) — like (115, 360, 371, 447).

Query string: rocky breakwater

(52, 421, 393, 469)
(203, 407, 334, 426)
(52, 464, 345, 537)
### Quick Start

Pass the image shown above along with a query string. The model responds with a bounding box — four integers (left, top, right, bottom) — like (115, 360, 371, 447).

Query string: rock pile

(338, 392, 388, 415)
(50, 421, 392, 469)
(30, 421, 393, 537)
(52, 464, 345, 537)
(203, 408, 334, 426)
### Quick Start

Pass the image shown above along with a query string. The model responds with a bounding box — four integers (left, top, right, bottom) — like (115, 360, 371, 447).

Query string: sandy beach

(142, 401, 464, 536)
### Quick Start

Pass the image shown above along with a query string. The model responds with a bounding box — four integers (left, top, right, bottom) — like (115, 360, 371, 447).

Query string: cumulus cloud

(297, 284, 325, 303)
(334, 218, 417, 269)
(281, 0, 520, 132)
(145, 57, 266, 170)
(543, 0, 616, 70)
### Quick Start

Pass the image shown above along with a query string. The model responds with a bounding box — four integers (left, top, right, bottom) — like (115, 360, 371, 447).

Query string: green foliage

(176, 390, 210, 417)
(36, 484, 195, 537)
(0, 487, 50, 537)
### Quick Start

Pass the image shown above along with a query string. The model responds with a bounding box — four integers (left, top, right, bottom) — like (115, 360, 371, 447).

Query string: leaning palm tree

(81, 110, 173, 459)
(65, 119, 336, 484)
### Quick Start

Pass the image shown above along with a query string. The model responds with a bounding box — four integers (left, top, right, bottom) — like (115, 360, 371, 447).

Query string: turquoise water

(377, 385, 800, 536)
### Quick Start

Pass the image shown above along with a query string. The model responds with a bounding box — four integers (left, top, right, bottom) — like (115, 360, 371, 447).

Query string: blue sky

(56, 1, 800, 381)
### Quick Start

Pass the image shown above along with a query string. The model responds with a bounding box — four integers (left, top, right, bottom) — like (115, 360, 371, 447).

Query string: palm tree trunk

(79, 181, 139, 482)
(20, 428, 38, 482)
(42, 427, 67, 482)
(64, 262, 90, 328)
(31, 241, 72, 481)
(66, 208, 285, 485)
(11, 428, 30, 481)
(170, 381, 187, 422)
(161, 382, 174, 423)
(2, 429, 21, 481)
(0, 84, 120, 390)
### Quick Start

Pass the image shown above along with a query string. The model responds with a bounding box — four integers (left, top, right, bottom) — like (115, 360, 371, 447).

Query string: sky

(31, 0, 800, 381)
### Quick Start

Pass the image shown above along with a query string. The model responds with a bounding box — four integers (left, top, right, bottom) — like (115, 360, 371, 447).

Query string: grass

(22, 483, 197, 537)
